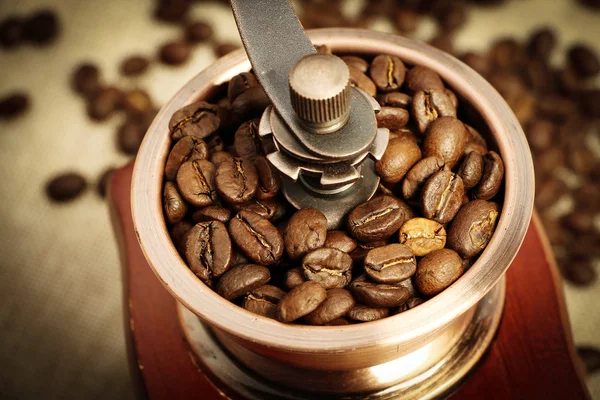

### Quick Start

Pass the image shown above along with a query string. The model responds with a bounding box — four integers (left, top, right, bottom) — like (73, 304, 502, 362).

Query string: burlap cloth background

(0, 0, 598, 399)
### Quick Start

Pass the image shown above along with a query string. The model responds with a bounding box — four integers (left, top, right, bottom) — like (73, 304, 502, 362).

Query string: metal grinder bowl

(131, 29, 534, 396)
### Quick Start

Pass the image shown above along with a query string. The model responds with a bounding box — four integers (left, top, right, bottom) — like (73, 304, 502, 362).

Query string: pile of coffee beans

(162, 48, 505, 325)
(0, 9, 60, 50)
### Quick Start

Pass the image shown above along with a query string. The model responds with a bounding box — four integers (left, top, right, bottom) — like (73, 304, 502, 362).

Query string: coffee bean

(561, 211, 596, 234)
(406, 297, 424, 309)
(537, 94, 577, 122)
(216, 264, 270, 300)
(154, 0, 189, 23)
(429, 33, 455, 55)
(526, 119, 555, 152)
(341, 56, 369, 73)
(562, 261, 597, 286)
(210, 151, 234, 167)
(120, 55, 150, 77)
(347, 195, 414, 242)
(159, 40, 191, 66)
(163, 181, 188, 224)
(192, 206, 231, 224)
(276, 281, 327, 323)
(0, 17, 24, 49)
(214, 42, 240, 58)
(576, 346, 600, 374)
(117, 120, 146, 156)
(284, 208, 328, 260)
(170, 101, 219, 141)
(185, 221, 232, 284)
(489, 38, 524, 72)
(234, 119, 263, 159)
(254, 156, 280, 200)
(364, 243, 416, 284)
(170, 220, 194, 255)
(347, 304, 389, 322)
(348, 66, 377, 97)
(399, 218, 446, 257)
(460, 52, 491, 78)
(0, 92, 29, 119)
(185, 21, 213, 44)
(465, 124, 488, 154)
(415, 249, 463, 296)
(72, 63, 101, 97)
(176, 160, 217, 207)
(580, 89, 600, 118)
(46, 172, 87, 202)
(474, 151, 504, 200)
(96, 167, 114, 198)
(325, 317, 351, 326)
(23, 9, 59, 45)
(215, 158, 258, 204)
(324, 230, 357, 253)
(434, 3, 467, 31)
(304, 288, 355, 325)
(447, 200, 499, 258)
(421, 170, 465, 224)
(87, 87, 122, 121)
(123, 89, 153, 118)
(369, 55, 406, 92)
(284, 267, 305, 290)
(395, 8, 420, 34)
(242, 285, 286, 319)
(350, 240, 387, 264)
(378, 92, 412, 108)
(405, 66, 444, 95)
(423, 116, 468, 169)
(238, 198, 286, 222)
(165, 136, 208, 181)
(302, 247, 352, 289)
(375, 136, 422, 183)
(527, 27, 556, 63)
(376, 106, 410, 130)
(457, 151, 483, 190)
(228, 72, 259, 103)
(350, 279, 411, 308)
(567, 44, 600, 79)
(402, 156, 445, 200)
(229, 210, 284, 265)
(231, 86, 271, 121)
(568, 148, 599, 175)
(412, 89, 457, 134)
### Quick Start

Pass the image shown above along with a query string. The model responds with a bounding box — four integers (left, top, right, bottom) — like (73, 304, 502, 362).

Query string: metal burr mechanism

(231, 0, 389, 228)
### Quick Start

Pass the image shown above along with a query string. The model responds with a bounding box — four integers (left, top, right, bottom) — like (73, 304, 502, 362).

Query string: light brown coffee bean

(369, 54, 406, 92)
(423, 116, 468, 169)
(169, 101, 219, 140)
(473, 151, 504, 200)
(165, 136, 209, 181)
(284, 208, 328, 260)
(364, 243, 416, 284)
(302, 247, 353, 289)
(216, 264, 270, 300)
(185, 221, 232, 284)
(341, 55, 369, 73)
(457, 151, 484, 190)
(447, 200, 500, 258)
(415, 249, 463, 296)
(376, 106, 410, 130)
(176, 160, 216, 207)
(412, 89, 456, 134)
(324, 230, 357, 253)
(229, 210, 284, 265)
(276, 281, 327, 323)
(163, 181, 187, 224)
(347, 304, 389, 322)
(304, 288, 355, 325)
(215, 158, 258, 204)
(376, 136, 422, 183)
(347, 195, 414, 242)
(284, 267, 305, 290)
(402, 156, 445, 200)
(421, 170, 465, 224)
(242, 285, 286, 319)
(348, 66, 376, 97)
(399, 218, 446, 256)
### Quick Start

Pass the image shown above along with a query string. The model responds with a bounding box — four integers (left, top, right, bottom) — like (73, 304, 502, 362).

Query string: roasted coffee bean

(421, 170, 465, 224)
(576, 346, 600, 374)
(154, 0, 189, 23)
(457, 151, 483, 190)
(350, 240, 386, 264)
(376, 107, 410, 130)
(215, 158, 258, 204)
(563, 261, 597, 286)
(170, 220, 194, 254)
(117, 120, 145, 155)
(284, 208, 328, 260)
(254, 156, 280, 200)
(325, 317, 350, 326)
(423, 116, 468, 169)
(302, 247, 352, 289)
(405, 66, 444, 95)
(276, 281, 327, 323)
(447, 200, 499, 258)
(284, 267, 305, 290)
(0, 17, 23, 48)
(429, 34, 455, 55)
(434, 3, 467, 31)
(163, 182, 187, 224)
(242, 285, 286, 319)
(369, 55, 406, 92)
(233, 119, 262, 159)
(176, 160, 216, 207)
(229, 210, 283, 265)
(465, 124, 488, 154)
(402, 156, 446, 200)
(46, 172, 87, 202)
(350, 279, 411, 308)
(185, 21, 213, 44)
(378, 92, 412, 108)
(228, 72, 259, 103)
(347, 195, 414, 242)
(412, 89, 456, 134)
(120, 55, 150, 77)
(231, 86, 271, 121)
(406, 297, 424, 309)
(23, 9, 59, 45)
(96, 167, 114, 198)
(165, 136, 208, 181)
(0, 92, 29, 119)
(364, 243, 416, 284)
(567, 44, 600, 79)
(206, 133, 225, 153)
(561, 211, 596, 234)
(415, 249, 462, 296)
(527, 27, 556, 63)
(72, 63, 100, 97)
(489, 38, 524, 72)
(238, 198, 286, 222)
(159, 40, 191, 66)
(185, 221, 232, 284)
(474, 151, 504, 200)
(568, 148, 599, 175)
(580, 89, 600, 118)
(123, 89, 152, 117)
(395, 8, 420, 34)
(216, 264, 270, 300)
(210, 151, 234, 167)
(169, 101, 219, 140)
(304, 288, 355, 325)
(460, 52, 491, 78)
(526, 119, 555, 152)
(348, 66, 377, 97)
(231, 249, 250, 267)
(324, 230, 357, 253)
(341, 56, 369, 73)
(87, 87, 122, 121)
(399, 218, 446, 257)
(375, 137, 422, 183)
(347, 304, 389, 322)
(192, 206, 231, 224)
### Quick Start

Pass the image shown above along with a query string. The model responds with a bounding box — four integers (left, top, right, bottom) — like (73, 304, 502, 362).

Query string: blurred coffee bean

(23, 9, 59, 45)
(562, 260, 597, 286)
(46, 172, 87, 202)
(123, 89, 152, 117)
(561, 212, 597, 234)
(572, 184, 600, 211)
(579, 89, 600, 118)
(159, 40, 191, 66)
(120, 56, 150, 77)
(460, 52, 491, 78)
(0, 17, 24, 48)
(117, 120, 146, 155)
(341, 56, 369, 73)
(567, 44, 600, 79)
(395, 8, 420, 34)
(96, 167, 115, 198)
(577, 346, 600, 374)
(72, 63, 101, 98)
(185, 21, 213, 44)
(154, 0, 189, 23)
(526, 27, 556, 63)
(537, 94, 577, 121)
(429, 34, 455, 55)
(568, 147, 599, 175)
(214, 42, 240, 58)
(0, 92, 29, 119)
(434, 3, 467, 32)
(489, 38, 524, 71)
(535, 179, 568, 209)
(526, 119, 555, 152)
(88, 87, 123, 121)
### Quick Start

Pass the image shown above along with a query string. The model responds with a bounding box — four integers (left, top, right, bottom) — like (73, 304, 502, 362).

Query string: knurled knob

(288, 53, 351, 134)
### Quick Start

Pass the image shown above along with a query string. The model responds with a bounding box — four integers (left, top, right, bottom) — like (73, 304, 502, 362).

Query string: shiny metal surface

(179, 277, 505, 397)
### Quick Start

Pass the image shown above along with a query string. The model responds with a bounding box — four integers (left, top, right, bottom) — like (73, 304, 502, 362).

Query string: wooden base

(109, 162, 589, 400)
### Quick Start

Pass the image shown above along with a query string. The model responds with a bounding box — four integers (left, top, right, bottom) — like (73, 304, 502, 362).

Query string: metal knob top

(289, 54, 351, 134)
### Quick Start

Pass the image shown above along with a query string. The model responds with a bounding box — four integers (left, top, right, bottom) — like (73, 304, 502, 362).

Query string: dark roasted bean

(216, 264, 270, 300)
(192, 206, 231, 224)
(421, 170, 465, 224)
(163, 182, 187, 224)
(423, 116, 468, 169)
(254, 156, 280, 200)
(304, 288, 355, 325)
(412, 89, 456, 134)
(347, 195, 414, 242)
(23, 9, 59, 45)
(376, 106, 410, 130)
(169, 101, 219, 140)
(120, 55, 150, 77)
(415, 249, 463, 296)
(350, 240, 387, 264)
(350, 279, 411, 308)
(378, 92, 412, 108)
(165, 136, 208, 181)
(242, 285, 286, 319)
(376, 136, 422, 183)
(185, 20, 213, 44)
(457, 151, 484, 190)
(72, 63, 100, 97)
(176, 160, 216, 207)
(348, 66, 377, 97)
(159, 40, 191, 65)
(231, 86, 271, 121)
(402, 156, 445, 200)
(185, 221, 232, 284)
(341, 56, 369, 73)
(215, 158, 258, 204)
(87, 87, 122, 121)
(447, 200, 499, 258)
(405, 66, 444, 95)
(233, 119, 262, 159)
(228, 72, 259, 103)
(276, 281, 327, 323)
(210, 151, 234, 167)
(229, 210, 283, 265)
(284, 208, 328, 260)
(302, 247, 352, 289)
(474, 151, 504, 200)
(324, 230, 357, 253)
(364, 243, 416, 284)
(46, 172, 87, 202)
(238, 198, 286, 222)
(284, 267, 305, 290)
